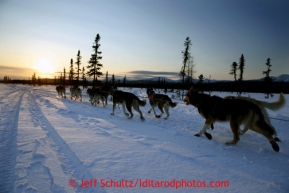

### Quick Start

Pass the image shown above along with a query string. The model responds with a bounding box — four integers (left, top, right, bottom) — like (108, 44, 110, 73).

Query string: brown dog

(184, 87, 285, 152)
(110, 89, 146, 121)
(224, 94, 285, 142)
(146, 88, 177, 119)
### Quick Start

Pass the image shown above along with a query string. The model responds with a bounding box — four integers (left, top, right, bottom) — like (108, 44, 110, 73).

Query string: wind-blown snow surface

(0, 84, 289, 193)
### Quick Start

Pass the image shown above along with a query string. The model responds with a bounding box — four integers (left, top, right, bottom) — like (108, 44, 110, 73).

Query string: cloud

(0, 66, 34, 79)
(0, 66, 57, 80)
(124, 71, 180, 80)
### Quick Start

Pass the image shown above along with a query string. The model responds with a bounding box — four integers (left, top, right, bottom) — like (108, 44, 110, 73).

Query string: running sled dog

(70, 86, 82, 101)
(110, 89, 146, 121)
(146, 88, 178, 119)
(87, 87, 107, 107)
(184, 87, 286, 152)
(56, 85, 66, 98)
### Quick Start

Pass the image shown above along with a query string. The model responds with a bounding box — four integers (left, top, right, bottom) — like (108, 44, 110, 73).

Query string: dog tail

(169, 101, 178, 108)
(260, 93, 286, 111)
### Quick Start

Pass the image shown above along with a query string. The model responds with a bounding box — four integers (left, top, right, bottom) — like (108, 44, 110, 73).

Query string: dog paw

(274, 137, 281, 142)
(156, 115, 161, 118)
(194, 134, 201, 137)
(204, 132, 212, 140)
(140, 117, 145, 121)
(111, 113, 114, 115)
(271, 143, 280, 152)
(225, 141, 236, 146)
(148, 111, 151, 113)
(270, 141, 280, 152)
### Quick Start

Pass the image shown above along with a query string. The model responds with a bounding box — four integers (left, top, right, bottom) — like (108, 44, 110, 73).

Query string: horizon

(1, 66, 288, 82)
(1, 0, 288, 81)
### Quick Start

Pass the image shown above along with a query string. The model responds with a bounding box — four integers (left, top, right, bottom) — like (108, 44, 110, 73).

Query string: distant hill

(249, 74, 289, 82)
(127, 74, 289, 83)
(272, 74, 289, 82)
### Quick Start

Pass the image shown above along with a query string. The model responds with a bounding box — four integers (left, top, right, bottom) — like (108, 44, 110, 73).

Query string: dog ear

(189, 87, 199, 94)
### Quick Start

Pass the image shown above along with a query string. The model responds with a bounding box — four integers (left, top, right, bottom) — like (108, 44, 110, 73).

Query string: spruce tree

(75, 50, 82, 85)
(123, 75, 126, 88)
(81, 66, 86, 89)
(112, 74, 115, 85)
(186, 56, 195, 83)
(263, 58, 273, 98)
(238, 54, 245, 81)
(60, 73, 63, 85)
(198, 74, 204, 83)
(229, 62, 238, 81)
(198, 74, 204, 93)
(38, 76, 41, 86)
(180, 37, 192, 99)
(105, 71, 108, 85)
(263, 58, 272, 80)
(32, 72, 36, 86)
(87, 34, 103, 85)
(63, 67, 66, 85)
(69, 59, 74, 85)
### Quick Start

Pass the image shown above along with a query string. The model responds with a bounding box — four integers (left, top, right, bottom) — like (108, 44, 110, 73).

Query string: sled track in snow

(0, 88, 21, 102)
(0, 90, 24, 193)
(27, 91, 105, 193)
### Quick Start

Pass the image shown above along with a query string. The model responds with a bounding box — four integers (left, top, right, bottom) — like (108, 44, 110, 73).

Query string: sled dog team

(56, 85, 286, 152)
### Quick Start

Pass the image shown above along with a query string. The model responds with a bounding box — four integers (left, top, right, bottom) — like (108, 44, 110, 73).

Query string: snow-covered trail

(1, 84, 289, 193)
(0, 89, 24, 192)
(14, 90, 105, 193)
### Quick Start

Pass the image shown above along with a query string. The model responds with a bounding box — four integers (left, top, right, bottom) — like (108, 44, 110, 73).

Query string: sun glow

(34, 58, 55, 77)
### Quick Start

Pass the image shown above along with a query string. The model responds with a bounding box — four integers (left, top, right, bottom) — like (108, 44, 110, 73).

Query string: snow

(0, 84, 289, 193)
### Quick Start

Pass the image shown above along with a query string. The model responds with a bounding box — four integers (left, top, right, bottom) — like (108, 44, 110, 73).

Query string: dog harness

(148, 91, 155, 105)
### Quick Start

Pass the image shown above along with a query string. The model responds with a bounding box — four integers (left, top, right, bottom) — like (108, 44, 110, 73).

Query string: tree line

(1, 35, 288, 95)
(178, 37, 286, 96)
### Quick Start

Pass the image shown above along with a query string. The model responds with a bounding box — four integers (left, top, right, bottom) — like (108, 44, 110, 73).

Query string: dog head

(146, 88, 154, 96)
(87, 88, 92, 94)
(109, 86, 117, 95)
(183, 87, 200, 106)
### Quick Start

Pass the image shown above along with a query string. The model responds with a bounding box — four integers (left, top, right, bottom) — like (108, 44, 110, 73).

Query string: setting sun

(34, 58, 55, 78)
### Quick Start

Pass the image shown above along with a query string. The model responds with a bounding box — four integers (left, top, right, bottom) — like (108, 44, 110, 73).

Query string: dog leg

(93, 96, 96, 106)
(239, 125, 249, 135)
(157, 103, 164, 118)
(271, 125, 281, 142)
(122, 102, 129, 117)
(148, 107, 152, 113)
(102, 97, 105, 107)
(133, 105, 145, 121)
(226, 120, 240, 145)
(126, 103, 134, 119)
(105, 96, 108, 106)
(111, 102, 116, 115)
(164, 104, 170, 120)
(195, 123, 211, 139)
(152, 106, 161, 118)
(252, 123, 280, 152)
(274, 135, 281, 142)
